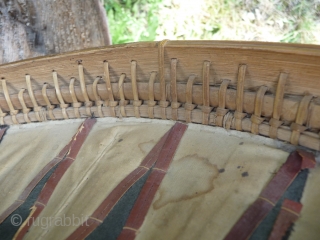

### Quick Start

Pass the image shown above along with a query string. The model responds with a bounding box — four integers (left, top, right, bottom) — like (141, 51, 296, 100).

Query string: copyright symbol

(11, 214, 22, 226)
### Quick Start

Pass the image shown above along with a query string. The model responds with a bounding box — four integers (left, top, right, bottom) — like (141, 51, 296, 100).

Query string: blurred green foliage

(104, 0, 162, 44)
(104, 0, 320, 44)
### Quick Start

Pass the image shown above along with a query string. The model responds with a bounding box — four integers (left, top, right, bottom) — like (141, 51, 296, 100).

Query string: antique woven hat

(0, 41, 319, 240)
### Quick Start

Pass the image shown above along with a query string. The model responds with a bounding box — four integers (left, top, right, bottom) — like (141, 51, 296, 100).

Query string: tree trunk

(0, 0, 111, 64)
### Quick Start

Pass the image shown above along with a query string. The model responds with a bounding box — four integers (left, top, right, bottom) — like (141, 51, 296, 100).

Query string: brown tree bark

(0, 0, 111, 64)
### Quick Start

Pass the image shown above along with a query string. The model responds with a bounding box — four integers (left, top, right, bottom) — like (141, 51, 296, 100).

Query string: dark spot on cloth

(153, 154, 219, 210)
(242, 172, 249, 177)
(118, 139, 123, 142)
(237, 166, 241, 169)
(218, 168, 225, 173)
(239, 142, 244, 145)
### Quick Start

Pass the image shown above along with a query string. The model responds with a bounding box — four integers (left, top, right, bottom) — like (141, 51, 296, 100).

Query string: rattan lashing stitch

(234, 65, 247, 131)
(147, 72, 157, 119)
(42, 83, 56, 120)
(170, 58, 180, 121)
(118, 74, 128, 118)
(93, 76, 105, 118)
(18, 88, 31, 123)
(251, 86, 268, 135)
(159, 40, 169, 120)
(1, 79, 19, 124)
(216, 79, 230, 127)
(69, 78, 82, 119)
(184, 75, 196, 123)
(269, 73, 287, 139)
(131, 60, 142, 118)
(53, 70, 69, 120)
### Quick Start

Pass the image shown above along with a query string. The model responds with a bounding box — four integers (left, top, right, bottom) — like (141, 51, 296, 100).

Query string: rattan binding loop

(103, 61, 118, 117)
(185, 75, 196, 123)
(290, 95, 313, 145)
(147, 72, 157, 119)
(69, 78, 82, 118)
(0, 106, 7, 125)
(131, 61, 142, 118)
(118, 74, 128, 117)
(78, 64, 92, 117)
(269, 72, 287, 139)
(251, 86, 268, 134)
(52, 71, 69, 120)
(202, 61, 213, 125)
(170, 59, 181, 121)
(159, 40, 169, 120)
(216, 80, 231, 127)
(1, 80, 19, 124)
(42, 83, 56, 120)
(18, 89, 31, 123)
(26, 75, 44, 122)
(234, 65, 247, 131)
(93, 77, 104, 118)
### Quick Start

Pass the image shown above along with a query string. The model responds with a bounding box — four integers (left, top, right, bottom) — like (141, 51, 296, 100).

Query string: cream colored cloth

(3, 118, 291, 240)
(24, 118, 173, 240)
(290, 166, 320, 240)
(135, 124, 289, 240)
(0, 120, 82, 218)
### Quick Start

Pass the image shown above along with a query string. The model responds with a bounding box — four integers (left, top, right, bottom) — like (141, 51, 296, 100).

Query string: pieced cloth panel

(23, 119, 173, 240)
(0, 120, 82, 220)
(134, 124, 289, 240)
(289, 166, 320, 240)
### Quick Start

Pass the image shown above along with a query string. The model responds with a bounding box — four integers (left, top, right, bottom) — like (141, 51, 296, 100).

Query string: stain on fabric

(138, 140, 155, 154)
(242, 172, 249, 177)
(153, 154, 219, 210)
(118, 139, 123, 142)
(218, 168, 225, 173)
(239, 142, 244, 145)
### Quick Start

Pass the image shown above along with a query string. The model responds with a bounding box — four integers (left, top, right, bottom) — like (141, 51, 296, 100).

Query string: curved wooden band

(148, 72, 157, 119)
(185, 75, 196, 123)
(216, 80, 230, 127)
(251, 86, 268, 134)
(235, 65, 247, 130)
(269, 72, 287, 138)
(18, 89, 31, 123)
(53, 71, 69, 119)
(118, 74, 128, 117)
(202, 61, 212, 125)
(131, 61, 142, 118)
(103, 61, 117, 117)
(290, 95, 313, 145)
(170, 59, 181, 120)
(159, 40, 169, 120)
(42, 83, 56, 120)
(1, 80, 19, 124)
(69, 78, 81, 118)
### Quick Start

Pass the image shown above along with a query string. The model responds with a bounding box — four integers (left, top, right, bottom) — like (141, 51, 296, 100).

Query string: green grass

(103, 0, 162, 44)
(104, 0, 320, 44)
